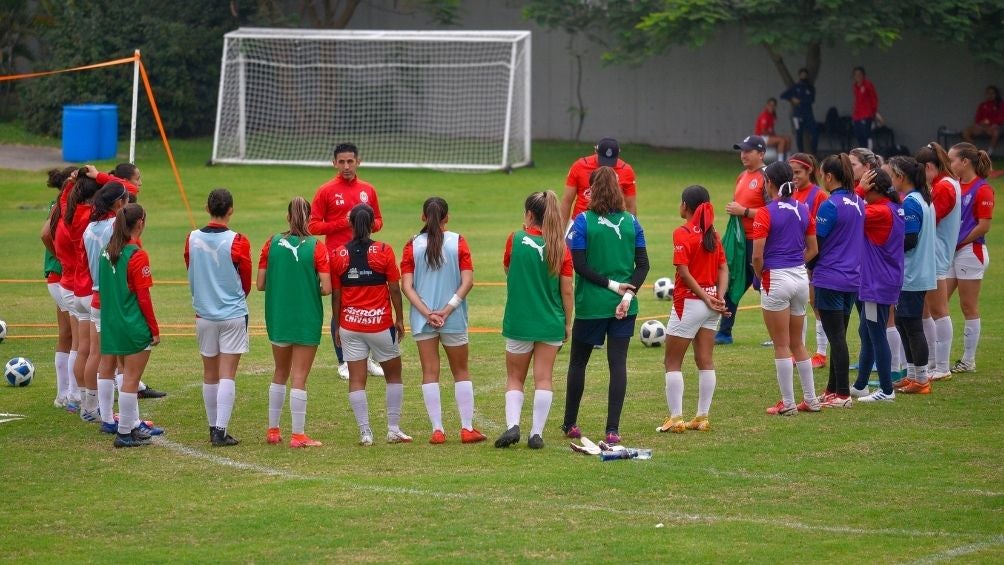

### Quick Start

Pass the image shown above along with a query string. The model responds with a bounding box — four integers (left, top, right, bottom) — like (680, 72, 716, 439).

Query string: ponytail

(681, 185, 717, 252)
(285, 197, 311, 237)
(870, 169, 900, 204)
(349, 203, 374, 246)
(850, 147, 882, 171)
(763, 161, 794, 198)
(47, 166, 76, 189)
(63, 172, 99, 226)
(952, 142, 994, 178)
(915, 142, 953, 178)
(105, 204, 145, 266)
(421, 196, 448, 270)
(821, 153, 854, 189)
(889, 156, 930, 204)
(524, 191, 566, 276)
(89, 182, 128, 221)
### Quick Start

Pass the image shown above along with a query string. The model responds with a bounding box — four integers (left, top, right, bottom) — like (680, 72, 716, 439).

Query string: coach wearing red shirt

(963, 86, 1002, 156)
(309, 143, 384, 379)
(852, 67, 879, 149)
(561, 138, 637, 227)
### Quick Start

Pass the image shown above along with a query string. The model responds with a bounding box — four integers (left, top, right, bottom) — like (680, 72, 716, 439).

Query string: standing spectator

(561, 138, 637, 228)
(755, 98, 791, 160)
(309, 143, 385, 379)
(780, 68, 819, 155)
(718, 135, 769, 345)
(852, 67, 879, 149)
(962, 85, 1002, 156)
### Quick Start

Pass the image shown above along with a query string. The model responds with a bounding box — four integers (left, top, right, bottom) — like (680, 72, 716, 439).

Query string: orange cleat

(897, 380, 932, 394)
(429, 429, 447, 444)
(290, 433, 322, 448)
(656, 416, 686, 433)
(811, 353, 827, 369)
(266, 427, 282, 445)
(685, 415, 711, 431)
(460, 427, 487, 444)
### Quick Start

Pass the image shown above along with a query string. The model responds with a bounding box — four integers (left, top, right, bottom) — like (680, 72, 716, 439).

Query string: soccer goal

(211, 28, 532, 171)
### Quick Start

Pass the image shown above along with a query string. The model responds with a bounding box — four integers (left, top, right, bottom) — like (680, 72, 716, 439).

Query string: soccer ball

(0, 319, 6, 343)
(653, 277, 674, 300)
(5, 357, 34, 387)
(639, 320, 666, 347)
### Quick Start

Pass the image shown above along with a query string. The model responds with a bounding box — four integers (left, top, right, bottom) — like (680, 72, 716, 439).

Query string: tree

(525, 0, 1004, 88)
(232, 0, 462, 28)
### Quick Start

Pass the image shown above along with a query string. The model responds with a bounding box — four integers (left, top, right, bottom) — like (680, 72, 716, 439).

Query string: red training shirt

(565, 155, 637, 219)
(184, 223, 253, 297)
(308, 175, 383, 258)
(125, 243, 159, 338)
(672, 223, 725, 318)
(931, 175, 958, 223)
(794, 184, 828, 217)
(754, 109, 775, 136)
(733, 169, 766, 235)
(330, 241, 399, 333)
(852, 78, 879, 121)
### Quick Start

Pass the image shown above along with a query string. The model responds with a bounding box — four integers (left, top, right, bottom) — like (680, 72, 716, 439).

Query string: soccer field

(1, 133, 1002, 562)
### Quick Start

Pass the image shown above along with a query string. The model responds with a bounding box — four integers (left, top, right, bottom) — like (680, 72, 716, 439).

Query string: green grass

(1, 128, 1003, 562)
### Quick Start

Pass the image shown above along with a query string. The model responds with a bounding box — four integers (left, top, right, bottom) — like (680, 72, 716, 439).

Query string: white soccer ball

(653, 277, 674, 300)
(639, 320, 666, 347)
(0, 319, 6, 343)
(5, 357, 34, 387)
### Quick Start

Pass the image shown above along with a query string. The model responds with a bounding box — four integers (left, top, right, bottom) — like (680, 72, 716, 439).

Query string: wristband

(620, 291, 634, 303)
(607, 280, 622, 293)
(448, 294, 463, 308)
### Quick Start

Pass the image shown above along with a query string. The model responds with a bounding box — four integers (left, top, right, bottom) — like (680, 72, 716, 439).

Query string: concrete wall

(350, 0, 1003, 153)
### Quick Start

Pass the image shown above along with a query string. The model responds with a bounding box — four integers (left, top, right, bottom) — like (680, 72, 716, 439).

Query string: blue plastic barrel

(93, 104, 118, 160)
(62, 105, 100, 162)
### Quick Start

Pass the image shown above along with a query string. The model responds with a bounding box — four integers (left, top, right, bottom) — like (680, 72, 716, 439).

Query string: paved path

(0, 144, 73, 171)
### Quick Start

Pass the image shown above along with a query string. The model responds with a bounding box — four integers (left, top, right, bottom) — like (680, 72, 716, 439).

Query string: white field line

(154, 437, 980, 542)
(908, 535, 1004, 564)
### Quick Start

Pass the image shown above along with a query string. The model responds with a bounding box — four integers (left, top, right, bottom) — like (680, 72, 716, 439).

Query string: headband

(788, 158, 813, 171)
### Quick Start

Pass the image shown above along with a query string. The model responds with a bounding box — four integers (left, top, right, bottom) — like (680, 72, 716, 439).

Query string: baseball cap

(733, 135, 766, 152)
(596, 138, 620, 166)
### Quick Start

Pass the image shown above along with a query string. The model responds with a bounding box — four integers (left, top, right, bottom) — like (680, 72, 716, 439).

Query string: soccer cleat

(849, 386, 871, 398)
(897, 380, 932, 394)
(950, 359, 976, 374)
(130, 426, 153, 441)
(929, 371, 953, 382)
(527, 434, 544, 449)
(64, 400, 79, 414)
(211, 427, 240, 446)
(290, 433, 322, 448)
(796, 398, 822, 412)
(113, 430, 151, 448)
(811, 353, 827, 369)
(494, 425, 520, 448)
(605, 431, 622, 445)
(53, 396, 68, 409)
(429, 429, 446, 444)
(892, 376, 913, 389)
(367, 358, 385, 377)
(562, 424, 582, 439)
(766, 400, 797, 416)
(99, 422, 118, 434)
(714, 332, 733, 345)
(136, 421, 164, 436)
(821, 394, 853, 408)
(80, 408, 100, 423)
(386, 429, 413, 444)
(685, 415, 711, 431)
(857, 390, 895, 403)
(359, 429, 374, 447)
(761, 339, 774, 347)
(137, 386, 167, 399)
(656, 416, 686, 433)
(266, 427, 282, 445)
(337, 362, 349, 380)
(460, 428, 487, 444)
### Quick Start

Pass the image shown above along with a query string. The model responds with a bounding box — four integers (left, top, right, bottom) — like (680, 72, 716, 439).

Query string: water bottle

(600, 448, 652, 461)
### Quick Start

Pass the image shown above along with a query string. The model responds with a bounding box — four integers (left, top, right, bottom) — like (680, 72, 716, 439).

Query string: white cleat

(386, 429, 413, 444)
(359, 428, 374, 446)
(367, 357, 385, 377)
(857, 390, 895, 403)
(337, 362, 349, 380)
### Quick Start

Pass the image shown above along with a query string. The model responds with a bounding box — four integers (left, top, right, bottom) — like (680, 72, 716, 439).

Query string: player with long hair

(332, 204, 409, 447)
(40, 167, 77, 409)
(789, 153, 829, 369)
(561, 167, 649, 444)
(259, 197, 331, 448)
(99, 204, 161, 447)
(496, 191, 573, 450)
(401, 197, 485, 444)
(186, 188, 252, 446)
(657, 185, 728, 433)
(946, 142, 995, 374)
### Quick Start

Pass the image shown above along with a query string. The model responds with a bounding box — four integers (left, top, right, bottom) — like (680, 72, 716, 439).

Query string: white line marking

(154, 438, 308, 479)
(909, 535, 1004, 564)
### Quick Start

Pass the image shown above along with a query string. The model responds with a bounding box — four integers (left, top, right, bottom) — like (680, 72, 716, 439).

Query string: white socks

(67, 350, 78, 397)
(349, 389, 369, 431)
(914, 364, 929, 385)
(665, 371, 684, 418)
(530, 390, 552, 437)
(934, 316, 953, 373)
(922, 317, 937, 369)
(775, 358, 795, 407)
(216, 379, 236, 430)
(268, 383, 286, 428)
(97, 378, 115, 424)
(455, 380, 475, 430)
(815, 319, 828, 356)
(117, 392, 138, 435)
(203, 383, 219, 427)
(697, 369, 716, 416)
(504, 390, 523, 429)
(386, 383, 403, 432)
(83, 389, 98, 413)
(55, 352, 69, 399)
(963, 319, 981, 364)
(795, 359, 815, 402)
(886, 326, 904, 372)
(289, 388, 307, 435)
(422, 383, 443, 432)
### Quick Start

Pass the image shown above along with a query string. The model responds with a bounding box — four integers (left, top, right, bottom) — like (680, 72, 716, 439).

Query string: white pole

(500, 41, 518, 170)
(238, 52, 247, 159)
(130, 49, 140, 163)
(523, 35, 532, 166)
(211, 38, 231, 164)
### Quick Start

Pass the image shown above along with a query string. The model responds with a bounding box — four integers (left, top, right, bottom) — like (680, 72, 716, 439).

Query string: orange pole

(0, 56, 137, 81)
(138, 56, 196, 229)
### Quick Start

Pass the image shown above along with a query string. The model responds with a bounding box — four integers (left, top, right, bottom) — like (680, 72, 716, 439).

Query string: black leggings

(563, 336, 629, 433)
(818, 309, 852, 396)
(895, 315, 929, 368)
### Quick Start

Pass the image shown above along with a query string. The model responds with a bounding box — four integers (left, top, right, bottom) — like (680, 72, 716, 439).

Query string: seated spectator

(963, 85, 1002, 155)
(755, 98, 791, 160)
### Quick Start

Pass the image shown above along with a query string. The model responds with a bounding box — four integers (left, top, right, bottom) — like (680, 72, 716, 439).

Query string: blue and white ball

(653, 277, 674, 300)
(5, 357, 34, 387)
(639, 320, 666, 347)
(0, 319, 7, 343)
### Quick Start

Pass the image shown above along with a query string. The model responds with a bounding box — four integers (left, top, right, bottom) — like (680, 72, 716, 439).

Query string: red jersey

(864, 199, 895, 245)
(794, 184, 828, 217)
(931, 175, 958, 222)
(974, 100, 1004, 126)
(754, 109, 775, 136)
(733, 168, 766, 235)
(400, 235, 474, 274)
(125, 244, 158, 337)
(672, 223, 725, 317)
(256, 235, 329, 272)
(53, 204, 92, 293)
(330, 241, 400, 333)
(565, 155, 637, 219)
(95, 172, 139, 197)
(308, 175, 383, 257)
(852, 79, 879, 121)
(503, 227, 573, 276)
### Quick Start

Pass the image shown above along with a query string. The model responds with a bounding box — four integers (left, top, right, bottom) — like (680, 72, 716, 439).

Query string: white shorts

(413, 331, 469, 347)
(48, 283, 70, 312)
(69, 294, 91, 321)
(505, 338, 563, 354)
(340, 327, 400, 363)
(90, 305, 101, 333)
(197, 317, 250, 357)
(668, 299, 721, 339)
(948, 243, 989, 280)
(760, 266, 809, 315)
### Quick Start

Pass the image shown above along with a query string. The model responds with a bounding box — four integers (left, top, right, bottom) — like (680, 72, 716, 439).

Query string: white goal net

(211, 28, 531, 171)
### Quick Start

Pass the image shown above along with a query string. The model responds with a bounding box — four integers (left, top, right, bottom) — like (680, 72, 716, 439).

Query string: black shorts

(896, 290, 927, 318)
(572, 315, 637, 346)
(814, 287, 857, 315)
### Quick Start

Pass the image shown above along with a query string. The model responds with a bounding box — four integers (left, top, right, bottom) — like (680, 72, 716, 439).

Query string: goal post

(211, 28, 532, 171)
